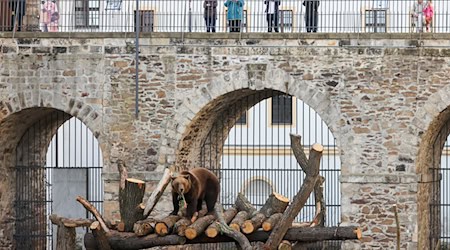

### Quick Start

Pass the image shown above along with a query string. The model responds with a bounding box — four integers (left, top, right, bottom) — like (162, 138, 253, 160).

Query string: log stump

(229, 211, 249, 232)
(155, 215, 180, 236)
(263, 213, 283, 232)
(185, 214, 217, 240)
(206, 207, 238, 238)
(119, 178, 146, 232)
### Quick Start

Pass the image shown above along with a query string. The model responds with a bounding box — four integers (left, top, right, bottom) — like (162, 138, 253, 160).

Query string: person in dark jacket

(9, 0, 26, 31)
(264, 0, 280, 32)
(303, 0, 319, 32)
(204, 0, 217, 32)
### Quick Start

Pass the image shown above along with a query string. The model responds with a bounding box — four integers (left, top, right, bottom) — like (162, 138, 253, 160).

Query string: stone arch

(0, 94, 104, 249)
(173, 66, 340, 170)
(415, 84, 450, 249)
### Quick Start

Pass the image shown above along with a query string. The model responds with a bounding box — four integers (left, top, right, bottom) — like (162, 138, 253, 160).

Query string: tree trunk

(84, 226, 361, 250)
(262, 213, 283, 232)
(49, 215, 77, 250)
(133, 218, 156, 236)
(90, 221, 112, 250)
(263, 136, 324, 250)
(185, 214, 217, 240)
(278, 240, 292, 250)
(311, 175, 325, 227)
(241, 213, 266, 234)
(143, 167, 173, 217)
(235, 193, 257, 216)
(206, 207, 238, 238)
(155, 215, 180, 236)
(229, 211, 249, 232)
(119, 178, 146, 232)
(259, 192, 289, 218)
(175, 218, 192, 237)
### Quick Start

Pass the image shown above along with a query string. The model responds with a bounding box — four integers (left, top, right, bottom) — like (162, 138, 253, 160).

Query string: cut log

(185, 214, 216, 240)
(174, 218, 192, 237)
(119, 177, 146, 232)
(49, 214, 77, 250)
(155, 215, 180, 236)
(229, 211, 249, 232)
(49, 214, 94, 228)
(263, 136, 324, 250)
(143, 167, 173, 217)
(262, 213, 283, 232)
(84, 226, 361, 250)
(206, 207, 238, 238)
(259, 192, 289, 218)
(133, 218, 156, 236)
(241, 213, 266, 234)
(311, 175, 325, 227)
(90, 221, 112, 250)
(278, 240, 292, 250)
(76, 196, 110, 234)
(235, 193, 257, 216)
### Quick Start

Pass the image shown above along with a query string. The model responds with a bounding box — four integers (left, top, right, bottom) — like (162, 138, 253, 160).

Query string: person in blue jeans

(224, 0, 244, 32)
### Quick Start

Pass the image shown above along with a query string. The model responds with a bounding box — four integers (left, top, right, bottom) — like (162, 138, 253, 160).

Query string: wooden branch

(185, 214, 217, 240)
(311, 176, 325, 227)
(77, 196, 110, 234)
(241, 213, 266, 234)
(394, 204, 400, 250)
(155, 215, 180, 236)
(117, 160, 128, 190)
(259, 192, 289, 218)
(90, 221, 112, 250)
(229, 211, 249, 232)
(143, 167, 172, 217)
(174, 218, 192, 237)
(133, 218, 156, 236)
(213, 203, 252, 250)
(262, 213, 283, 232)
(278, 240, 292, 250)
(206, 207, 238, 238)
(119, 178, 146, 232)
(235, 192, 257, 216)
(49, 214, 94, 228)
(289, 134, 308, 171)
(84, 226, 361, 250)
(264, 141, 323, 250)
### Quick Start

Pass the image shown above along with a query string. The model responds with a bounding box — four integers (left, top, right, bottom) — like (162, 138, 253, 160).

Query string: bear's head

(171, 174, 191, 195)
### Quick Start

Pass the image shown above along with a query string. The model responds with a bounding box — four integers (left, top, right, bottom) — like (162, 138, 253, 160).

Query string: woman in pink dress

(423, 0, 434, 32)
(41, 0, 59, 32)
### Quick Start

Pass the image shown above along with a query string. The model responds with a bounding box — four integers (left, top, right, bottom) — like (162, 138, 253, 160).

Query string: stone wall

(1, 33, 450, 249)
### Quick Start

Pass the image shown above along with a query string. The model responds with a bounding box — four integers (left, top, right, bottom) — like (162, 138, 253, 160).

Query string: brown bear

(170, 167, 220, 222)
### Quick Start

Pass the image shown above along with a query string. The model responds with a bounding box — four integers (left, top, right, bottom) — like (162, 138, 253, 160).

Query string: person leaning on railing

(204, 0, 218, 32)
(224, 0, 244, 32)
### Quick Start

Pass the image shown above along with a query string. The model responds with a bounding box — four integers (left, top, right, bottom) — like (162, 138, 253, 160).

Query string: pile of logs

(49, 134, 362, 250)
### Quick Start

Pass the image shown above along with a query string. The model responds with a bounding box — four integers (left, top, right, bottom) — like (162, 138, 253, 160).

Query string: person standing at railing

(40, 0, 59, 32)
(303, 0, 319, 33)
(264, 0, 280, 32)
(204, 0, 218, 32)
(224, 0, 244, 32)
(8, 0, 26, 31)
(411, 0, 426, 32)
(423, 0, 434, 32)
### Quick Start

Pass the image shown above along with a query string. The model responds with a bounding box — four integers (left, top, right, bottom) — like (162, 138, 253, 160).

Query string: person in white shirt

(264, 0, 280, 32)
(411, 0, 426, 32)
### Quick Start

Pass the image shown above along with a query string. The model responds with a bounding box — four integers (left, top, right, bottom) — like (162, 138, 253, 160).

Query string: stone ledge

(340, 174, 419, 184)
(103, 172, 164, 182)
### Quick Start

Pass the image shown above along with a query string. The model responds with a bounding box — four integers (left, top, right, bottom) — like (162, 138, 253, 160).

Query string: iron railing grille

(1, 0, 450, 33)
(14, 113, 103, 250)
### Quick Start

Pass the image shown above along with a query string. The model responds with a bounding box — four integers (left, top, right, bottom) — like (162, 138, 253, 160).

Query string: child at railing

(411, 0, 426, 32)
(423, 0, 434, 32)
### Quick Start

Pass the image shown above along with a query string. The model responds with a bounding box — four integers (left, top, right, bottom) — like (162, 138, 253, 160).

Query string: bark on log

(278, 240, 292, 250)
(206, 207, 238, 238)
(84, 226, 361, 250)
(263, 138, 324, 250)
(76, 196, 110, 234)
(241, 213, 266, 234)
(49, 214, 77, 250)
(133, 218, 156, 236)
(262, 213, 283, 232)
(119, 177, 146, 232)
(235, 193, 257, 216)
(175, 218, 192, 237)
(90, 221, 112, 250)
(185, 214, 217, 240)
(155, 215, 180, 236)
(311, 175, 325, 227)
(259, 192, 289, 218)
(49, 214, 94, 228)
(229, 211, 249, 232)
(143, 167, 173, 217)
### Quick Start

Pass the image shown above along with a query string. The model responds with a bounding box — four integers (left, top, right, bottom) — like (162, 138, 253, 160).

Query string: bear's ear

(182, 174, 190, 181)
(170, 175, 177, 181)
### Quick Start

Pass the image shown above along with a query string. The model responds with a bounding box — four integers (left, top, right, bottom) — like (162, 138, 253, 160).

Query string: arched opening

(0, 108, 103, 249)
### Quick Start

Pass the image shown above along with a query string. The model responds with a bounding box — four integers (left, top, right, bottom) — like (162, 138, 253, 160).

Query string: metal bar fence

(1, 0, 449, 33)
